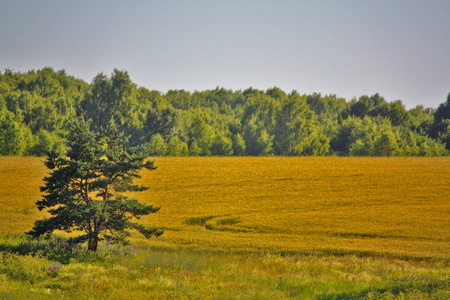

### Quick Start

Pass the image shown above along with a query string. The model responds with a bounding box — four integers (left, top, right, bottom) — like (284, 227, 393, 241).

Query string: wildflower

(46, 261, 61, 276)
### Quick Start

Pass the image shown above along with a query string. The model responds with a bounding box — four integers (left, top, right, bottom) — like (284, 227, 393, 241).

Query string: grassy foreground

(0, 156, 449, 299)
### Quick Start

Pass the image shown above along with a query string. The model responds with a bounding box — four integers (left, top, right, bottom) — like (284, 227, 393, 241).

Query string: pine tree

(27, 118, 163, 251)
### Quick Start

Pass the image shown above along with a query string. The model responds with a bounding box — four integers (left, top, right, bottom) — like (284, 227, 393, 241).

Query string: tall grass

(0, 235, 448, 299)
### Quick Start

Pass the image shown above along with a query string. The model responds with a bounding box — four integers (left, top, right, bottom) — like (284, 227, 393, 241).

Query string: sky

(1, 0, 449, 109)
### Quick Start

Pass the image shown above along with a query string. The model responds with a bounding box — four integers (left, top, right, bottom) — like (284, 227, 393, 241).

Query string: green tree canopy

(1, 68, 448, 157)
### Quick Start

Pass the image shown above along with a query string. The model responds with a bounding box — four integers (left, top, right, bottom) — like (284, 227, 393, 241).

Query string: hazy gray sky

(1, 0, 449, 108)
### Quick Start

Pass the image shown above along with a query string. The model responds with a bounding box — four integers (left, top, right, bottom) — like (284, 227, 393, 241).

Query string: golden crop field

(1, 156, 449, 259)
(0, 157, 48, 236)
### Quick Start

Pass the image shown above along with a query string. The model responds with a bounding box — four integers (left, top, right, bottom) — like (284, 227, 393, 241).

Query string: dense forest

(0, 67, 449, 157)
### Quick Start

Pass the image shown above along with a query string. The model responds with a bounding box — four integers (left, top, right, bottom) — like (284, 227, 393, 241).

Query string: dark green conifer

(27, 118, 163, 251)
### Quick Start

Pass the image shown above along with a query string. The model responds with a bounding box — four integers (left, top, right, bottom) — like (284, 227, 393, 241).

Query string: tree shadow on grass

(0, 235, 140, 264)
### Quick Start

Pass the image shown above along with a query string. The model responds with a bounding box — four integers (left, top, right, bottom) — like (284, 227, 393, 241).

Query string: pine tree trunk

(88, 235, 98, 251)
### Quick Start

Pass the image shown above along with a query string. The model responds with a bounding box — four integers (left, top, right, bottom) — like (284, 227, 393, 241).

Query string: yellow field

(1, 157, 449, 259)
(0, 157, 48, 236)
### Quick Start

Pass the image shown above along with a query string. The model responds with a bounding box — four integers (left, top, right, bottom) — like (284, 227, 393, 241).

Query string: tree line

(1, 67, 449, 157)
